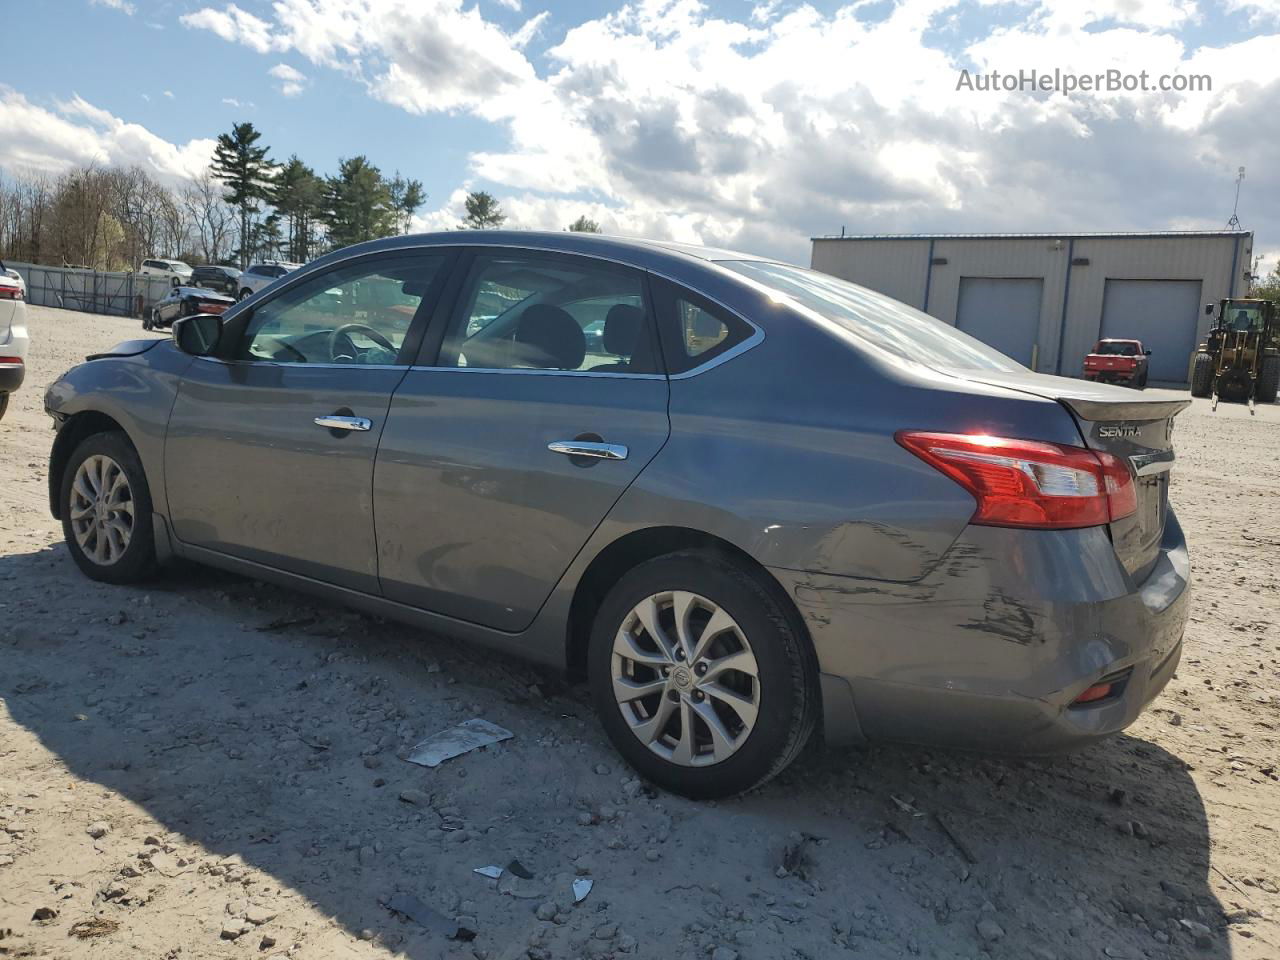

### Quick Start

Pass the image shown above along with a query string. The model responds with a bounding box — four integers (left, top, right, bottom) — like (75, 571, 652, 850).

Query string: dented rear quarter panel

(601, 297, 1087, 584)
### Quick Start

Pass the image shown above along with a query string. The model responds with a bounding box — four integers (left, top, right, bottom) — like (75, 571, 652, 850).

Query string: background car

(0, 266, 28, 421)
(44, 232, 1190, 799)
(237, 261, 300, 300)
(144, 285, 235, 331)
(1083, 338, 1150, 388)
(138, 258, 193, 286)
(1, 260, 27, 299)
(190, 264, 242, 296)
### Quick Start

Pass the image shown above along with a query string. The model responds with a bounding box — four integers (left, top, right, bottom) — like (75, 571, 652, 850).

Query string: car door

(374, 249, 671, 631)
(164, 250, 455, 592)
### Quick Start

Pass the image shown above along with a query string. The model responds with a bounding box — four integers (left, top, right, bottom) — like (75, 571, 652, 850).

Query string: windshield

(1097, 342, 1138, 356)
(718, 260, 1024, 373)
(1225, 304, 1263, 333)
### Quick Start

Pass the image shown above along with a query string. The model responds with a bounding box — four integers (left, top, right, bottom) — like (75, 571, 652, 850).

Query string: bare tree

(182, 170, 237, 265)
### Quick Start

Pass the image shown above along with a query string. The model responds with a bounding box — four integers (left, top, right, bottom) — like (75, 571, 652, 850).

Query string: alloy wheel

(611, 591, 760, 766)
(69, 454, 134, 566)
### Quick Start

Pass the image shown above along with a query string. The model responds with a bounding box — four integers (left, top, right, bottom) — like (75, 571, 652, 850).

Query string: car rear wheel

(0, 393, 8, 422)
(588, 551, 818, 799)
(60, 431, 157, 584)
(238, 288, 253, 301)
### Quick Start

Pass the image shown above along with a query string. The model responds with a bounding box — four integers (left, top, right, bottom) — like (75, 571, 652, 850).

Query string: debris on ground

(380, 893, 476, 940)
(403, 718, 514, 767)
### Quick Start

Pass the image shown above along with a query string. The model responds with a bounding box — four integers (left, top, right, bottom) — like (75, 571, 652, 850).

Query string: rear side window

(434, 253, 661, 374)
(649, 277, 754, 374)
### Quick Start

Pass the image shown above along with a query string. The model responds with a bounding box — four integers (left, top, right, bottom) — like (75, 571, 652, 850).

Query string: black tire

(1190, 352, 1213, 398)
(0, 392, 8, 422)
(1136, 369, 1148, 389)
(238, 288, 253, 301)
(1259, 356, 1280, 404)
(588, 551, 819, 799)
(60, 431, 157, 584)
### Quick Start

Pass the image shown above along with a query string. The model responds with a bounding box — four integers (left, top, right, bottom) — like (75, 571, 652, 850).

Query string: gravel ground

(1, 304, 1277, 960)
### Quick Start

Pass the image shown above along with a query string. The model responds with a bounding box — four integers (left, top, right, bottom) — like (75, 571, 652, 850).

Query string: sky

(1, 0, 1278, 270)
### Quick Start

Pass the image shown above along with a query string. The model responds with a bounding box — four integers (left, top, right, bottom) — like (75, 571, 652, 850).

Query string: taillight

(895, 431, 1137, 530)
(0, 356, 22, 365)
(0, 284, 22, 300)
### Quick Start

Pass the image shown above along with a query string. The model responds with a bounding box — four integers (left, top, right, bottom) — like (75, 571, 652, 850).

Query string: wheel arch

(564, 525, 812, 684)
(49, 411, 133, 519)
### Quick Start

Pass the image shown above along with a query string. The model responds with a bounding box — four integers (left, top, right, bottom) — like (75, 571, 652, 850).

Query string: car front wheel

(60, 431, 157, 584)
(588, 552, 819, 799)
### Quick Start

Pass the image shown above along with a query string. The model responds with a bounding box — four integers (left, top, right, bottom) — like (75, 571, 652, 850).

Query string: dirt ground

(1, 304, 1277, 960)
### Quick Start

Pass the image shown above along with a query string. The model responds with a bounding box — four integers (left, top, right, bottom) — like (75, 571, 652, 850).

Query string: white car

(138, 258, 194, 286)
(2, 263, 26, 298)
(0, 264, 29, 421)
(237, 261, 300, 300)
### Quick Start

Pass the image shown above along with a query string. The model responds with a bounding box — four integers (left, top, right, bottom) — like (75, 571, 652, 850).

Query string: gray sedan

(44, 232, 1190, 798)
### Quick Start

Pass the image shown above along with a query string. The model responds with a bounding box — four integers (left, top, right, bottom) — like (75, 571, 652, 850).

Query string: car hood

(86, 338, 167, 361)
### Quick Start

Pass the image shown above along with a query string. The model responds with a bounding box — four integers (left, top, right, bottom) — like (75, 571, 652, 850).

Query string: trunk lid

(951, 369, 1188, 580)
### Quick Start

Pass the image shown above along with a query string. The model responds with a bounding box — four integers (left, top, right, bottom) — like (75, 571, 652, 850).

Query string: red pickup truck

(1082, 338, 1150, 388)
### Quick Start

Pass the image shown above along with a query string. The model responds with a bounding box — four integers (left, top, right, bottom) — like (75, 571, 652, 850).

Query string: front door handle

(314, 415, 372, 432)
(548, 440, 629, 461)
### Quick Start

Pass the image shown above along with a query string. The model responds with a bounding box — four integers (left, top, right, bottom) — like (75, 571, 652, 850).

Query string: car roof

(297, 231, 781, 277)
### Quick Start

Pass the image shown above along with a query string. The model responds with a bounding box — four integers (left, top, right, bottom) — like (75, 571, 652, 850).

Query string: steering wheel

(328, 323, 397, 363)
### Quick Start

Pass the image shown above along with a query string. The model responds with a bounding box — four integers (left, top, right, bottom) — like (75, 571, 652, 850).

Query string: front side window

(719, 260, 1024, 373)
(437, 254, 660, 374)
(236, 254, 446, 365)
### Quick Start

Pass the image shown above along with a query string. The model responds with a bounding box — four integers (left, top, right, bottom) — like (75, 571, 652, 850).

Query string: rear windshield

(1097, 342, 1138, 356)
(718, 260, 1023, 373)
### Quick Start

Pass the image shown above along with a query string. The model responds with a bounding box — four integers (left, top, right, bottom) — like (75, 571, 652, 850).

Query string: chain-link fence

(4, 262, 176, 317)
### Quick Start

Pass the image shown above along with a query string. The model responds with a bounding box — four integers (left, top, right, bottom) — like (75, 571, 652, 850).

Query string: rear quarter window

(650, 277, 754, 374)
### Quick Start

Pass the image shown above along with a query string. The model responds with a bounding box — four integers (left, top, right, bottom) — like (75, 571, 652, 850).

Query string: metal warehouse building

(810, 231, 1254, 385)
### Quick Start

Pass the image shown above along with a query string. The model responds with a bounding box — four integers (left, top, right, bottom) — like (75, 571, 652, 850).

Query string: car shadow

(0, 543, 1235, 959)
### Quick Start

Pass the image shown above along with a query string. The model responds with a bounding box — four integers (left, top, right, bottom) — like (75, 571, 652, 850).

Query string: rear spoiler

(1060, 398, 1190, 421)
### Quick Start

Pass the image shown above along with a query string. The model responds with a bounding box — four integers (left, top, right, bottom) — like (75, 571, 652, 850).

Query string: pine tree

(387, 173, 426, 234)
(323, 156, 397, 248)
(461, 191, 505, 229)
(272, 156, 324, 261)
(210, 123, 276, 268)
(567, 215, 601, 233)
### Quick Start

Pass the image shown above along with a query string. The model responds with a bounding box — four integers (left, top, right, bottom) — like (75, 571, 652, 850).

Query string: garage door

(1100, 280, 1202, 384)
(956, 278, 1043, 367)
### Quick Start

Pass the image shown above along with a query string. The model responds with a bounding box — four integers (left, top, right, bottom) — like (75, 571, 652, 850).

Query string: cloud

(0, 89, 213, 182)
(180, 3, 279, 53)
(268, 63, 308, 97)
(90, 0, 135, 14)
(123, 0, 1280, 262)
(163, 90, 175, 100)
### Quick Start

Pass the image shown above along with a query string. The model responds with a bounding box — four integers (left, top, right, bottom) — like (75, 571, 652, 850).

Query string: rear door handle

(314, 415, 372, 432)
(548, 440, 629, 461)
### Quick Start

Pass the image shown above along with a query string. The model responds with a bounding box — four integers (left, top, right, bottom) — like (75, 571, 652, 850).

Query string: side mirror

(1144, 349, 1152, 356)
(1205, 304, 1214, 315)
(173, 314, 224, 356)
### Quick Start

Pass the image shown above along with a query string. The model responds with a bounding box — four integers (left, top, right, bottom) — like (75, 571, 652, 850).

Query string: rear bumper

(0, 361, 25, 394)
(772, 510, 1191, 753)
(1083, 371, 1138, 383)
